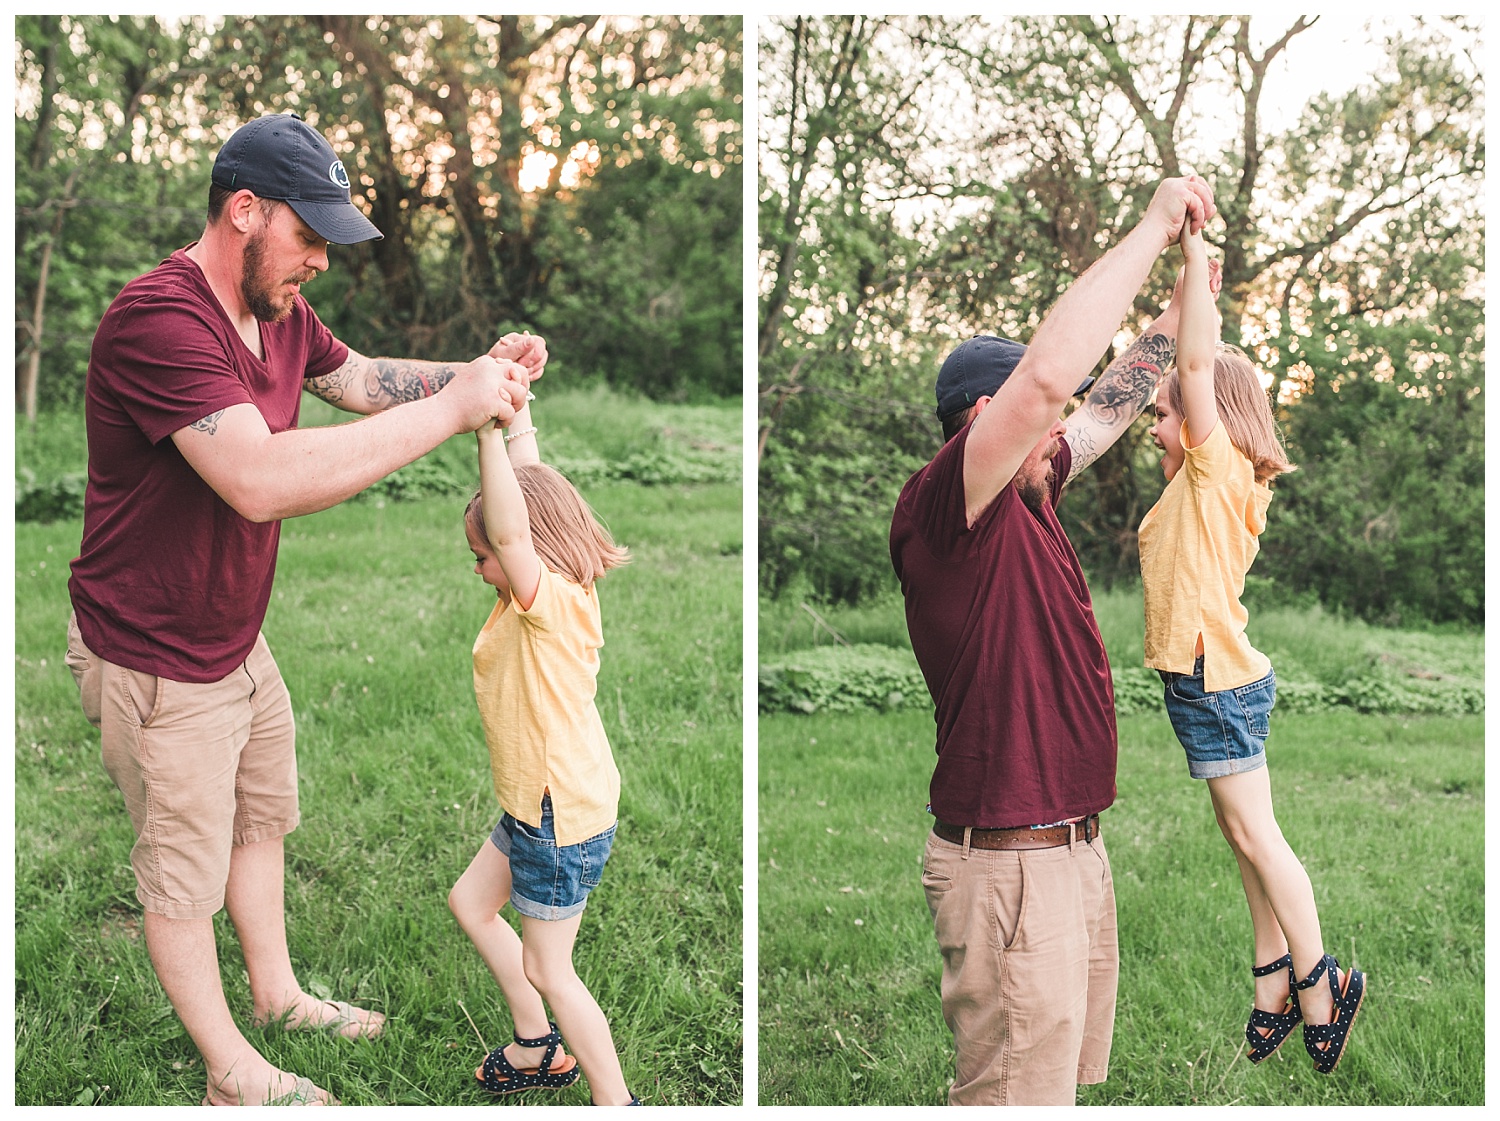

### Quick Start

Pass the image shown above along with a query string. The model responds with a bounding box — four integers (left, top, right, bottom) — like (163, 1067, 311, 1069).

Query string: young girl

(1137, 223, 1365, 1074)
(445, 372, 639, 1105)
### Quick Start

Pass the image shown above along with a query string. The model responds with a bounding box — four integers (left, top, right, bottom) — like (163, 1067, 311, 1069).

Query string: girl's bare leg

(520, 912, 632, 1105)
(448, 841, 570, 1072)
(1207, 768, 1334, 1029)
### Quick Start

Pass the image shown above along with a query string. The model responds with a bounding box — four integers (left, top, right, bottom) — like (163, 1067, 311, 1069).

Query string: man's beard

(1017, 461, 1054, 516)
(240, 228, 301, 324)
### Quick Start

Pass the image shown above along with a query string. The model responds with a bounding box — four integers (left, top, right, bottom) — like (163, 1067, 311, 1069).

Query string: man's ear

(971, 395, 993, 418)
(226, 189, 260, 234)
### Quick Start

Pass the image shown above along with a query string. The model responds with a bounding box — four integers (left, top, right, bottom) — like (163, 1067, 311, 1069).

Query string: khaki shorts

(66, 613, 300, 920)
(922, 826, 1119, 1106)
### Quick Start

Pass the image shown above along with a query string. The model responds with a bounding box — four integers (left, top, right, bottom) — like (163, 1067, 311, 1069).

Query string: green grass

(757, 592, 1483, 1105)
(14, 392, 743, 1106)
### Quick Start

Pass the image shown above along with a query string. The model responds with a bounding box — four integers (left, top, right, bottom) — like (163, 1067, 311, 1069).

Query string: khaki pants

(66, 614, 300, 919)
(922, 827, 1119, 1105)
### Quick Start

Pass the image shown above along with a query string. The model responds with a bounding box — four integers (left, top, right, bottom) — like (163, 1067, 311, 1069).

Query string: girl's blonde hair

(1164, 344, 1295, 485)
(465, 463, 630, 589)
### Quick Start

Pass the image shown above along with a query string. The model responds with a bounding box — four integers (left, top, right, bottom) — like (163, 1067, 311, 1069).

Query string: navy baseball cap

(934, 335, 1095, 417)
(211, 113, 382, 244)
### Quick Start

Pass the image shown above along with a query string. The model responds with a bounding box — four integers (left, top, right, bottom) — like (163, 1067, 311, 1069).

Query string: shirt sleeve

(1181, 419, 1234, 488)
(106, 296, 257, 445)
(907, 425, 976, 560)
(512, 564, 563, 632)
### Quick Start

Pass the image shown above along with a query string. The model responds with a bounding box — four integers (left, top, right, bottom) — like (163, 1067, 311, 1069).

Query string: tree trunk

(19, 169, 79, 422)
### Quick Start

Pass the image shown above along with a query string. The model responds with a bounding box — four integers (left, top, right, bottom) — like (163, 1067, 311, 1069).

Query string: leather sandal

(1294, 953, 1366, 1074)
(1245, 953, 1302, 1063)
(475, 1020, 581, 1095)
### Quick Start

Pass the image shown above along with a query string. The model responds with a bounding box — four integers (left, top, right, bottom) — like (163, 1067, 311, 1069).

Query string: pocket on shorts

(578, 823, 616, 889)
(512, 815, 557, 848)
(1162, 674, 1225, 749)
(1232, 673, 1276, 739)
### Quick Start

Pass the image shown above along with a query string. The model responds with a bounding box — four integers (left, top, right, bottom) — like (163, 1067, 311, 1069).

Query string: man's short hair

(207, 182, 283, 224)
(940, 406, 975, 444)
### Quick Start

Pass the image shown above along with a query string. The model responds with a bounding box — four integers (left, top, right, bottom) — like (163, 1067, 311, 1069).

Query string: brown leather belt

(933, 813, 1101, 850)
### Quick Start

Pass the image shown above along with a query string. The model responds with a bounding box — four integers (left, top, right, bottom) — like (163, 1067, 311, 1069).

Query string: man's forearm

(1064, 324, 1176, 481)
(305, 353, 462, 413)
(181, 394, 465, 523)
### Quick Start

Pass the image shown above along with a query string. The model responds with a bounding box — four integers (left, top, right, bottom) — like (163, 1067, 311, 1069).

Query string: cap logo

(328, 160, 351, 190)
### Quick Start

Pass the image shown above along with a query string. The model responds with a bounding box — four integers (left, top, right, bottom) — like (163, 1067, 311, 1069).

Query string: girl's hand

(1178, 219, 1207, 262)
(477, 418, 500, 439)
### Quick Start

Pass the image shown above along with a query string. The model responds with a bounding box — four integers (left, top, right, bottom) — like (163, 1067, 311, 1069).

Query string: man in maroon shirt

(890, 176, 1217, 1105)
(65, 114, 539, 1106)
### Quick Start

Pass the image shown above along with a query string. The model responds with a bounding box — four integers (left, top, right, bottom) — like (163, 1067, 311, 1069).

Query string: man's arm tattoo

(189, 409, 225, 435)
(303, 356, 358, 405)
(1065, 331, 1176, 482)
(365, 358, 458, 407)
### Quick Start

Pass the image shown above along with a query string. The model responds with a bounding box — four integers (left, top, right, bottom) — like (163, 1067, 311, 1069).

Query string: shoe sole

(475, 1063, 582, 1095)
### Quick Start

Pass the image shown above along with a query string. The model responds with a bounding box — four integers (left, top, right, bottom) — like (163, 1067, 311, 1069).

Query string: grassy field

(13, 390, 743, 1106)
(757, 591, 1484, 1105)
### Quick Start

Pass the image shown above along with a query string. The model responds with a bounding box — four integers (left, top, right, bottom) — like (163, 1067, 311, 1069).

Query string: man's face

(240, 202, 330, 323)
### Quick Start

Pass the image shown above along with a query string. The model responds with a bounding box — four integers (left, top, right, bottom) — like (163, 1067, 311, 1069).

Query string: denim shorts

(1159, 656, 1276, 780)
(489, 794, 616, 921)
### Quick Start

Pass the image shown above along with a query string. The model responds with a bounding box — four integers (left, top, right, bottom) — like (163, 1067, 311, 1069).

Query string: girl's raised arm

(1176, 222, 1221, 449)
(476, 406, 543, 611)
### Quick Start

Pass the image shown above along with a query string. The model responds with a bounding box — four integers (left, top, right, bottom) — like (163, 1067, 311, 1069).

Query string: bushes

(761, 647, 1485, 718)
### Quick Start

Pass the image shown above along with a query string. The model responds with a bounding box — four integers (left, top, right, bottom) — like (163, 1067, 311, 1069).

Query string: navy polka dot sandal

(1245, 953, 1302, 1063)
(1294, 953, 1366, 1074)
(475, 1020, 581, 1095)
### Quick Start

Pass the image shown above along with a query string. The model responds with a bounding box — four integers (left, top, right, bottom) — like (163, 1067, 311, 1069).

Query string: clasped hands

(457, 331, 548, 434)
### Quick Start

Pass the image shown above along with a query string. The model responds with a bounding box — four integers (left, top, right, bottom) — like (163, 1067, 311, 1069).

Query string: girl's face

(466, 523, 510, 598)
(1149, 396, 1185, 481)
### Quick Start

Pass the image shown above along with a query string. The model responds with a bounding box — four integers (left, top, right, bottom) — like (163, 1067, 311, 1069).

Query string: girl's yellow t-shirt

(472, 564, 620, 847)
(1138, 419, 1273, 694)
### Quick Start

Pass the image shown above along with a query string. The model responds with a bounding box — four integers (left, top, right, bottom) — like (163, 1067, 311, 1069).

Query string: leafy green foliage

(14, 16, 742, 414)
(758, 644, 928, 715)
(757, 16, 1484, 626)
(14, 468, 87, 523)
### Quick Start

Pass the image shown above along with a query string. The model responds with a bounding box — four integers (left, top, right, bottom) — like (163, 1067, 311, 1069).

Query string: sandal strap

(481, 1045, 526, 1090)
(1247, 1004, 1300, 1031)
(513, 1019, 563, 1076)
(514, 1019, 563, 1049)
(1292, 953, 1336, 992)
(1251, 953, 1294, 978)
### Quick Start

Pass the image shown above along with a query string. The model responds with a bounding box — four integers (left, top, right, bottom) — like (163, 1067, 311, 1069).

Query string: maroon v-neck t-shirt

(69, 249, 348, 683)
(890, 424, 1118, 828)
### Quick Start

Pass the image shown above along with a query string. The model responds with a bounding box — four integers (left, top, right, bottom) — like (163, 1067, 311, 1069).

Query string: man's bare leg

(143, 912, 333, 1106)
(225, 836, 385, 1040)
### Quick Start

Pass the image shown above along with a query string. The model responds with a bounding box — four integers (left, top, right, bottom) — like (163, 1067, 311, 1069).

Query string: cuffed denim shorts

(489, 794, 616, 921)
(1159, 656, 1276, 780)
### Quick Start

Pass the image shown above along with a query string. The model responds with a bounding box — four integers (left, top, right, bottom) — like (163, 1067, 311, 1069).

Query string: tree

(757, 14, 1484, 624)
(13, 15, 743, 414)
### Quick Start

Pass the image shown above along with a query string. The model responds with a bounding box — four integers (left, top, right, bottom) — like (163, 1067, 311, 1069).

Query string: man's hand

(489, 332, 547, 385)
(1144, 175, 1216, 250)
(441, 355, 530, 433)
